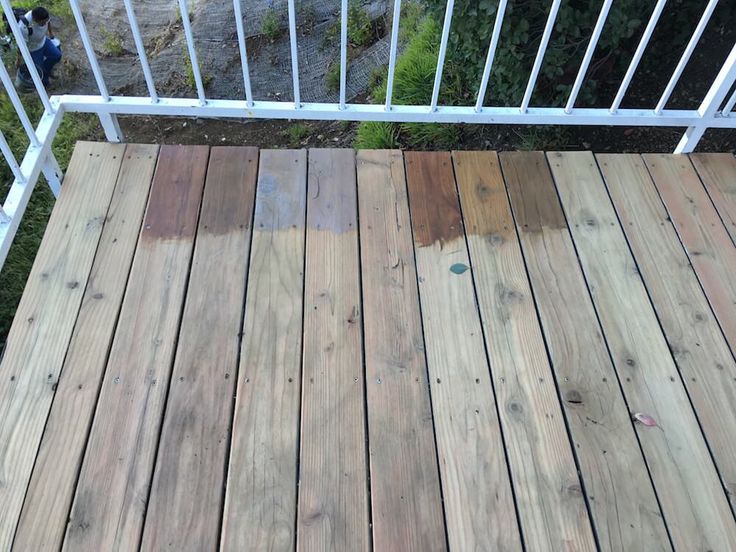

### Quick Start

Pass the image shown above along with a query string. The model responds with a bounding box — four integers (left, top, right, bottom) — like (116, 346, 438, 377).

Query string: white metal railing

(1, 0, 736, 269)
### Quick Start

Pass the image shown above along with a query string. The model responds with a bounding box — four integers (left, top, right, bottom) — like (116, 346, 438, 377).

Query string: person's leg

(29, 47, 46, 84)
(40, 38, 62, 83)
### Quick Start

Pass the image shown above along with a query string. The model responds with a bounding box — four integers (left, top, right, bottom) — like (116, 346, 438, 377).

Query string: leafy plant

(286, 123, 309, 146)
(325, 2, 375, 48)
(326, 60, 341, 92)
(355, 121, 400, 149)
(183, 46, 213, 90)
(100, 27, 124, 57)
(261, 8, 282, 40)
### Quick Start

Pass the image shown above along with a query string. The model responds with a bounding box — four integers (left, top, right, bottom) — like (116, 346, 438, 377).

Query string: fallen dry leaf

(632, 412, 657, 427)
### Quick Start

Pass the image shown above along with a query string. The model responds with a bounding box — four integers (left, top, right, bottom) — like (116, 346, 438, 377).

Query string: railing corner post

(98, 113, 124, 143)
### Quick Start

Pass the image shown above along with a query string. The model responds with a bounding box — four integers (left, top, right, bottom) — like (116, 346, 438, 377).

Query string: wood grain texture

(549, 151, 736, 551)
(600, 153, 736, 510)
(141, 147, 258, 551)
(501, 151, 669, 551)
(690, 153, 736, 245)
(357, 150, 447, 551)
(457, 150, 614, 552)
(404, 151, 521, 551)
(0, 141, 124, 552)
(62, 145, 209, 552)
(644, 154, 736, 357)
(222, 149, 307, 551)
(297, 149, 369, 551)
(13, 144, 158, 552)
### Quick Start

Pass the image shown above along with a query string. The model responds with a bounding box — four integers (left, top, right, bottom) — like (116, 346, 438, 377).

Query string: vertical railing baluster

(0, 60, 41, 146)
(287, 0, 300, 108)
(655, 0, 718, 114)
(0, 130, 26, 184)
(339, 0, 348, 109)
(520, 0, 562, 113)
(565, 0, 613, 114)
(232, 0, 254, 107)
(475, 0, 508, 112)
(384, 0, 402, 111)
(722, 87, 736, 116)
(610, 0, 667, 113)
(123, 0, 158, 102)
(430, 0, 455, 111)
(69, 0, 111, 100)
(0, 0, 53, 112)
(177, 0, 206, 105)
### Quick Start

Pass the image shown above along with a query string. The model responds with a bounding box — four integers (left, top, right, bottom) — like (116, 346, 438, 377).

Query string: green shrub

(355, 121, 400, 149)
(261, 8, 282, 40)
(325, 3, 375, 48)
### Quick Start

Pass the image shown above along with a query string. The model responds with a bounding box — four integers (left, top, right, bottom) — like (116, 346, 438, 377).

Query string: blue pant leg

(41, 38, 62, 81)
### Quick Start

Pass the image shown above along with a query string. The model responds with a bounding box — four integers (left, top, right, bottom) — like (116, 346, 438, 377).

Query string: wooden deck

(1, 143, 736, 551)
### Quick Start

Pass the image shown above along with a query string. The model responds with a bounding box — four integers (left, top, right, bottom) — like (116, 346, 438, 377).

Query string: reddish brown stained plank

(221, 149, 307, 551)
(13, 144, 159, 552)
(0, 141, 125, 552)
(141, 147, 258, 551)
(600, 153, 736, 512)
(455, 151, 596, 551)
(62, 145, 209, 552)
(690, 153, 736, 246)
(405, 151, 522, 550)
(501, 152, 669, 551)
(644, 154, 736, 357)
(404, 151, 463, 247)
(357, 150, 447, 551)
(297, 149, 369, 551)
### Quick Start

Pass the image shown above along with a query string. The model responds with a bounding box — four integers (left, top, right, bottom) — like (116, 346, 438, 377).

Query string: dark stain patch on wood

(141, 145, 209, 241)
(254, 149, 307, 231)
(405, 151, 463, 247)
(500, 151, 567, 232)
(199, 147, 258, 236)
(307, 149, 357, 233)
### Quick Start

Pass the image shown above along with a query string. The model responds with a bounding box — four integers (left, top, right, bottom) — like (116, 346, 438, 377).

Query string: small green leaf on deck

(450, 263, 469, 275)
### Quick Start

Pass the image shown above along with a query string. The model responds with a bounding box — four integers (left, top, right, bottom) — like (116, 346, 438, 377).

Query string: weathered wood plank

(62, 145, 209, 551)
(455, 151, 595, 551)
(357, 150, 447, 551)
(690, 153, 736, 245)
(502, 152, 669, 551)
(404, 151, 521, 551)
(221, 149, 307, 551)
(141, 147, 258, 551)
(644, 154, 736, 360)
(600, 153, 736, 512)
(549, 151, 736, 551)
(13, 144, 159, 552)
(0, 141, 125, 552)
(297, 149, 369, 551)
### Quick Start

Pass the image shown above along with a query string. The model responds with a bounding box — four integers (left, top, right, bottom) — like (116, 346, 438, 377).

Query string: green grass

(261, 9, 282, 40)
(355, 121, 400, 149)
(101, 27, 124, 57)
(183, 46, 213, 90)
(285, 123, 309, 146)
(326, 61, 340, 93)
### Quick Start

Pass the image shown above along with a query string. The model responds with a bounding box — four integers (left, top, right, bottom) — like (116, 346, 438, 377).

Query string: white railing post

(675, 42, 736, 153)
(0, 205, 9, 225)
(0, 0, 54, 113)
(287, 0, 301, 108)
(655, 0, 718, 114)
(722, 88, 736, 117)
(385, 0, 402, 111)
(232, 0, 254, 107)
(430, 0, 455, 111)
(0, 130, 25, 184)
(41, 152, 63, 197)
(565, 0, 613, 114)
(123, 0, 158, 103)
(475, 0, 508, 112)
(178, 0, 207, 106)
(521, 0, 562, 112)
(0, 58, 40, 147)
(339, 0, 348, 109)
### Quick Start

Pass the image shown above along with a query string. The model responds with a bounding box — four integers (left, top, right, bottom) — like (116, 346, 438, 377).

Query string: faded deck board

(690, 153, 736, 245)
(454, 151, 595, 551)
(141, 147, 258, 550)
(357, 150, 446, 550)
(222, 149, 307, 551)
(550, 151, 736, 551)
(62, 146, 209, 551)
(8, 144, 736, 552)
(499, 151, 668, 551)
(297, 149, 369, 551)
(405, 151, 521, 550)
(13, 144, 158, 552)
(599, 153, 736, 512)
(643, 154, 736, 358)
(0, 142, 124, 552)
